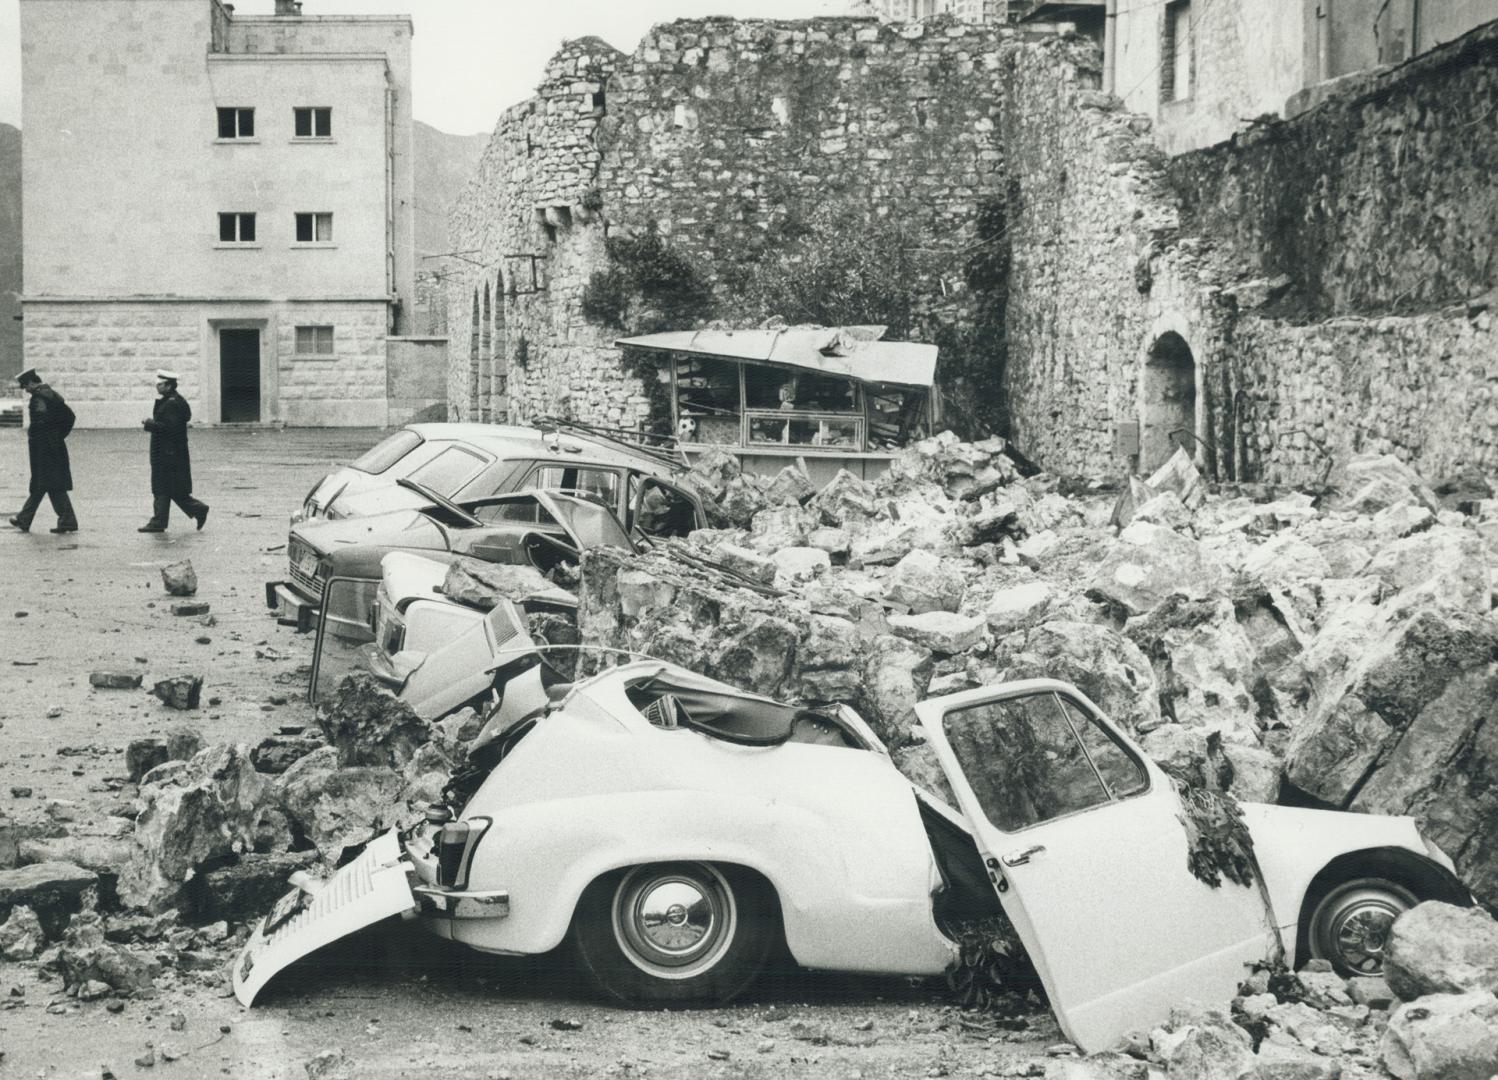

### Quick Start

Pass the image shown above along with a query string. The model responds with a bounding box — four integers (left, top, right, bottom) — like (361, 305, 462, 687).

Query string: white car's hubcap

(613, 864, 737, 979)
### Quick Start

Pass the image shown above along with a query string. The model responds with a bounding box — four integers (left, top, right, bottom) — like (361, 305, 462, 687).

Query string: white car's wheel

(572, 862, 777, 1004)
(1307, 877, 1417, 977)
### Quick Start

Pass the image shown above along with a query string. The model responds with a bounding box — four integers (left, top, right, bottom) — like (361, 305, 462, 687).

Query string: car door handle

(1002, 845, 1046, 867)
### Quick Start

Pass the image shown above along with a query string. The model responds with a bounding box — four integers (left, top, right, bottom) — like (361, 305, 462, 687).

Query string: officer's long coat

(26, 384, 74, 493)
(145, 392, 193, 497)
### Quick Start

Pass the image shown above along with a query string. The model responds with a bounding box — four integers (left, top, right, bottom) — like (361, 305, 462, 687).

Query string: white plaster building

(1014, 0, 1498, 154)
(19, 0, 436, 427)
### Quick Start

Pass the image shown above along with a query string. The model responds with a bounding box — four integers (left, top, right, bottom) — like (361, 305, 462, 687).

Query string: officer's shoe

(7, 516, 28, 532)
(195, 507, 210, 531)
(50, 525, 78, 534)
(137, 522, 167, 533)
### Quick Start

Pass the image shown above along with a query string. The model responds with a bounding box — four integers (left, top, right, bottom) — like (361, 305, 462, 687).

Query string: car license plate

(296, 550, 320, 581)
(263, 886, 306, 935)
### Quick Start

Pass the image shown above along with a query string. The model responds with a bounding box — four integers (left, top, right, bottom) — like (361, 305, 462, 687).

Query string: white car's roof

(402, 423, 679, 472)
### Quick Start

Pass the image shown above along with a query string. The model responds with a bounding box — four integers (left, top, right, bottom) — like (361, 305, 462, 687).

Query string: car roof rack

(529, 415, 689, 472)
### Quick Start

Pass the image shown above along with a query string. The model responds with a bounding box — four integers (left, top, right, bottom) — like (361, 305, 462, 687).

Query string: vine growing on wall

(579, 223, 715, 334)
(720, 199, 1011, 440)
(937, 197, 1010, 439)
(619, 346, 675, 436)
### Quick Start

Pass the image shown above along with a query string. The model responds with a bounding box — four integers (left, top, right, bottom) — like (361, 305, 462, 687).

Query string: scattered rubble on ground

(150, 676, 203, 711)
(160, 560, 198, 597)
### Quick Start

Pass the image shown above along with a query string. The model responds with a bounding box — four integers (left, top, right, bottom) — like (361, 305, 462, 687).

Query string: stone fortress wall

(451, 13, 1498, 485)
(446, 17, 1011, 429)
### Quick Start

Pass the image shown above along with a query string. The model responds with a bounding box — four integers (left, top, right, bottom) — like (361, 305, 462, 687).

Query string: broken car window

(941, 693, 1114, 831)
(529, 465, 620, 509)
(1058, 696, 1149, 800)
(635, 480, 697, 539)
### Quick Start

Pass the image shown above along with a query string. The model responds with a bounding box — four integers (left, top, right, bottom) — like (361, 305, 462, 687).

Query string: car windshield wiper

(398, 477, 482, 527)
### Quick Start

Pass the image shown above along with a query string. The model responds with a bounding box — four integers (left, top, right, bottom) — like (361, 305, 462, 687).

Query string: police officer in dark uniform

(138, 369, 210, 533)
(8, 368, 79, 534)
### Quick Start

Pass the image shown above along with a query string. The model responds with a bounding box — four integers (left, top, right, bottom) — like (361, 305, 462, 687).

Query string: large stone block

(1385, 903, 1498, 1003)
(1381, 990, 1498, 1080)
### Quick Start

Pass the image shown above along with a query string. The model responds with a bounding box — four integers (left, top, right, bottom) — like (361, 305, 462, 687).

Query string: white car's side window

(408, 445, 488, 495)
(940, 692, 1146, 833)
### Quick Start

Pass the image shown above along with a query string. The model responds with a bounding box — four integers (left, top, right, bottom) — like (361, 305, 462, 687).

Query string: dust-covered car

(293, 418, 688, 524)
(301, 486, 656, 703)
(271, 418, 695, 627)
(272, 476, 701, 633)
(234, 669, 1469, 1051)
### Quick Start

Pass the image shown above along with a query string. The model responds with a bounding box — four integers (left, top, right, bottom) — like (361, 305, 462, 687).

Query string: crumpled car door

(915, 681, 1276, 1052)
(308, 576, 380, 704)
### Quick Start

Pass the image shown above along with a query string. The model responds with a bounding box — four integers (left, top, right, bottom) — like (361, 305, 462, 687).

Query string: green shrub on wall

(580, 223, 714, 334)
(579, 205, 1011, 441)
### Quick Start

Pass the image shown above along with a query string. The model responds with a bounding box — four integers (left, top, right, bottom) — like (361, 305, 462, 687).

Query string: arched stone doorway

(1141, 330, 1197, 473)
(480, 283, 492, 421)
(468, 290, 481, 420)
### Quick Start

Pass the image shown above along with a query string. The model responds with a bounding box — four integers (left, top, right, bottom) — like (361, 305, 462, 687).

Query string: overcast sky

(0, 0, 853, 134)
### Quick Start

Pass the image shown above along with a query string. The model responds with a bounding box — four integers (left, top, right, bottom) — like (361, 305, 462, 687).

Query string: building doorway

(1141, 331, 1197, 473)
(220, 328, 261, 422)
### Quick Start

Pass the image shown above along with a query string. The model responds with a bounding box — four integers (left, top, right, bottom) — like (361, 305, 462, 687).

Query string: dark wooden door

(220, 329, 261, 422)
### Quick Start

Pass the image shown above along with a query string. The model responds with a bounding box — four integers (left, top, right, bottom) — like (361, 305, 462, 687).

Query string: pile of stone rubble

(0, 429, 1493, 1058)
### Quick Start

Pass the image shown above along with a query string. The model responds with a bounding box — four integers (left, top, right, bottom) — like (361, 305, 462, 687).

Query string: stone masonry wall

(24, 300, 389, 428)
(1001, 26, 1498, 484)
(24, 303, 205, 429)
(447, 17, 1010, 427)
(1166, 21, 1498, 320)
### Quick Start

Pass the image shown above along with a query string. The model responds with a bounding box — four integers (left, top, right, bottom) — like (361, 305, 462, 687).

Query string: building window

(294, 325, 335, 357)
(294, 107, 332, 138)
(218, 212, 256, 243)
(294, 212, 333, 243)
(217, 107, 254, 139)
(1161, 0, 1194, 102)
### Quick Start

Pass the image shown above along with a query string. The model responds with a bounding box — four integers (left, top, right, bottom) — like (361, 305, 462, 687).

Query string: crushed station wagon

(233, 665, 1468, 1051)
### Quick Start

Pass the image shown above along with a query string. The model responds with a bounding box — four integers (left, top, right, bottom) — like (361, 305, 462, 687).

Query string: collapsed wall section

(999, 37, 1233, 478)
(447, 17, 1010, 428)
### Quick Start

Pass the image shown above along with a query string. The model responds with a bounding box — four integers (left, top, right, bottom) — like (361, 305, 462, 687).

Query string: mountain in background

(413, 120, 487, 261)
(0, 123, 20, 382)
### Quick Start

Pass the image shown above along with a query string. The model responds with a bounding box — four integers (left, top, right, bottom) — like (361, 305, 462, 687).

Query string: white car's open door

(915, 679, 1276, 1052)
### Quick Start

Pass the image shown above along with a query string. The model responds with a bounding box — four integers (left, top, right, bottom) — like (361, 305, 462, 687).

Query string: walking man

(138, 369, 209, 533)
(8, 368, 79, 534)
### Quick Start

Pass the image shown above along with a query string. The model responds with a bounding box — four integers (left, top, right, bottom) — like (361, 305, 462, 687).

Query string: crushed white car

(235, 667, 1468, 1052)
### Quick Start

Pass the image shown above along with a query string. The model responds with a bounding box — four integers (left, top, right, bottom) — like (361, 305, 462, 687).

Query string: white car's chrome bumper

(412, 884, 510, 920)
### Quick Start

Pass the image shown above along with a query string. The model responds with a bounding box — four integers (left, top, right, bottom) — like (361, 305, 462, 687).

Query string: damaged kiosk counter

(617, 325, 938, 484)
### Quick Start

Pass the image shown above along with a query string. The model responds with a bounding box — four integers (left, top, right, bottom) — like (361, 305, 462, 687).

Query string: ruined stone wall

(1000, 37, 1227, 478)
(1001, 26, 1498, 484)
(447, 17, 1009, 427)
